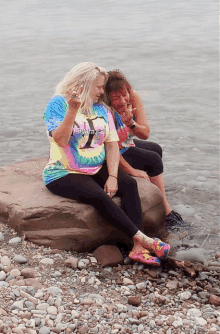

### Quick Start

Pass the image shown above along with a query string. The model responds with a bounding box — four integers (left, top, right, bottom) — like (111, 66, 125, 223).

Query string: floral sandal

(129, 249, 161, 267)
(150, 238, 170, 261)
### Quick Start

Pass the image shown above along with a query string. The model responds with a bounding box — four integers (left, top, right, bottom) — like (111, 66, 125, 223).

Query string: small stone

(187, 308, 201, 317)
(78, 260, 87, 269)
(179, 291, 192, 300)
(9, 237, 22, 244)
(55, 297, 62, 308)
(20, 290, 38, 305)
(64, 257, 78, 269)
(47, 286, 62, 294)
(39, 326, 50, 334)
(36, 303, 50, 310)
(10, 269, 21, 277)
(11, 329, 24, 334)
(24, 278, 43, 289)
(88, 276, 95, 284)
(11, 300, 24, 311)
(1, 256, 11, 266)
(172, 317, 183, 328)
(71, 310, 79, 318)
(78, 325, 89, 334)
(144, 268, 159, 278)
(123, 278, 134, 286)
(198, 291, 209, 299)
(47, 306, 57, 315)
(90, 256, 97, 264)
(209, 295, 220, 306)
(136, 282, 146, 290)
(128, 296, 141, 306)
(40, 258, 54, 265)
(166, 280, 179, 289)
(0, 271, 6, 281)
(0, 232, 4, 241)
(0, 308, 7, 315)
(21, 268, 36, 278)
(81, 298, 93, 305)
(13, 255, 27, 264)
(194, 317, 207, 326)
(215, 253, 220, 259)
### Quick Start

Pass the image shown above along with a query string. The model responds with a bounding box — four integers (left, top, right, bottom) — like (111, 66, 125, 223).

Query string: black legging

(122, 140, 163, 177)
(46, 163, 143, 238)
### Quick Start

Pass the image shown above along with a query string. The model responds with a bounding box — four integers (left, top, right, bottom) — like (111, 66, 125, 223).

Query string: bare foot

(133, 230, 154, 249)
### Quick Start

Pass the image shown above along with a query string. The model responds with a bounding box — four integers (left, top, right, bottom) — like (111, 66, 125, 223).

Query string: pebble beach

(0, 225, 220, 334)
(0, 0, 219, 333)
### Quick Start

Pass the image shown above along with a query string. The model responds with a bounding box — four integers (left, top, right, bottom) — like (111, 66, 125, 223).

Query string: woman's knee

(147, 151, 163, 176)
(154, 143, 163, 158)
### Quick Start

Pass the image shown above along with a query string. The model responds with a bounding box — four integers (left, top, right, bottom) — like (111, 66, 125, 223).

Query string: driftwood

(166, 256, 205, 278)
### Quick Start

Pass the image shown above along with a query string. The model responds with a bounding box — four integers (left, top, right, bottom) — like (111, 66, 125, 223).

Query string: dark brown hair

(104, 70, 132, 106)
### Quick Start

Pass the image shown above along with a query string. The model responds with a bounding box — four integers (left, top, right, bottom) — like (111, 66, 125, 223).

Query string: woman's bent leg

(46, 173, 139, 238)
(133, 139, 163, 158)
(122, 146, 163, 177)
(122, 147, 171, 215)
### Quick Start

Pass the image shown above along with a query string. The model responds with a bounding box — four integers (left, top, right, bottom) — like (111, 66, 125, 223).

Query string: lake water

(0, 0, 219, 248)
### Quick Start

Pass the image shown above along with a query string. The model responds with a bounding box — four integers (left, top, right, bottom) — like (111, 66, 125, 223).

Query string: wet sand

(0, 0, 219, 249)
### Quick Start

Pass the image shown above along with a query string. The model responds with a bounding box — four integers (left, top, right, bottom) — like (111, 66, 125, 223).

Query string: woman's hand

(120, 106, 133, 127)
(104, 176, 118, 198)
(129, 168, 150, 180)
(66, 85, 83, 111)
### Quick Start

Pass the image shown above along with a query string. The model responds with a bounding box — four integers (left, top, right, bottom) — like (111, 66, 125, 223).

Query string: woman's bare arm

(129, 89, 150, 139)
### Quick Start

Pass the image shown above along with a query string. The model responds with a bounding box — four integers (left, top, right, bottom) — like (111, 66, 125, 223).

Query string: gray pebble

(5, 274, 15, 282)
(0, 281, 9, 288)
(39, 326, 50, 334)
(11, 300, 24, 311)
(13, 255, 27, 264)
(0, 271, 6, 281)
(0, 232, 4, 241)
(9, 237, 22, 244)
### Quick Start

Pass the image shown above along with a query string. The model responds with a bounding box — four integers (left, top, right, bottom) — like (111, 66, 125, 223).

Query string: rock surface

(0, 157, 166, 252)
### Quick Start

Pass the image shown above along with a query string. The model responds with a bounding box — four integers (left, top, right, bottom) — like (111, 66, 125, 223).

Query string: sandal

(129, 249, 160, 267)
(150, 238, 170, 261)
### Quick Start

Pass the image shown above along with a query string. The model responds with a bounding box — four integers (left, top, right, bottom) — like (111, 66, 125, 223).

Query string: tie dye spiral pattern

(42, 95, 119, 185)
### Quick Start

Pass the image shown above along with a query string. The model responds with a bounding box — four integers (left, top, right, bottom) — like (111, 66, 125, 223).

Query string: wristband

(109, 175, 118, 180)
(129, 121, 136, 129)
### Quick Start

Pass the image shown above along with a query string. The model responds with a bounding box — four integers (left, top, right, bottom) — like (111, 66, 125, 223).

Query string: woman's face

(90, 74, 105, 103)
(109, 85, 130, 114)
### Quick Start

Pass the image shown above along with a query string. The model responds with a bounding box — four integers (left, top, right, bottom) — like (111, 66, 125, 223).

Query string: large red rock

(0, 157, 166, 252)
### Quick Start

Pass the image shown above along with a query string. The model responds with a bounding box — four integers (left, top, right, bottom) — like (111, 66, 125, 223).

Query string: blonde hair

(55, 62, 108, 114)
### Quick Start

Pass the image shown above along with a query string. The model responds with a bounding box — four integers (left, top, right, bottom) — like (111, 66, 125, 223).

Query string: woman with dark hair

(42, 62, 170, 266)
(105, 70, 184, 229)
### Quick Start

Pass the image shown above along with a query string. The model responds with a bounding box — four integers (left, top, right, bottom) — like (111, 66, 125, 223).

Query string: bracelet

(109, 175, 118, 180)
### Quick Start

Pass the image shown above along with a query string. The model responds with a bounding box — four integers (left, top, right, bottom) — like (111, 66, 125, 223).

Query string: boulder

(0, 157, 166, 252)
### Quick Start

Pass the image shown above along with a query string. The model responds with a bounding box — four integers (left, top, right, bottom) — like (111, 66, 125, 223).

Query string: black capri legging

(46, 163, 143, 238)
(122, 140, 163, 177)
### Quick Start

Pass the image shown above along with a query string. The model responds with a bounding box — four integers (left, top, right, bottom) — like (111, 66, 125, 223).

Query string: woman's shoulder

(43, 95, 68, 120)
(129, 89, 142, 103)
(47, 95, 67, 107)
(93, 103, 110, 122)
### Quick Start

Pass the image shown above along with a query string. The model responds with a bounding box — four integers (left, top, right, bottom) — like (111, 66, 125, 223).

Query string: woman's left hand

(104, 177, 118, 198)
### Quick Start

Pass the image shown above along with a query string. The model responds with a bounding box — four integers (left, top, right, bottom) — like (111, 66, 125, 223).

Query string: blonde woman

(42, 62, 170, 266)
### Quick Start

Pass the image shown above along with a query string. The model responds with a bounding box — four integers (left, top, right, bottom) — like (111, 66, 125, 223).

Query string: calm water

(1, 0, 218, 175)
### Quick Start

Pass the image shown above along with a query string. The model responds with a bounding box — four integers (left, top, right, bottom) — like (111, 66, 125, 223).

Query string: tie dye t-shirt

(42, 95, 119, 185)
(114, 110, 135, 154)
